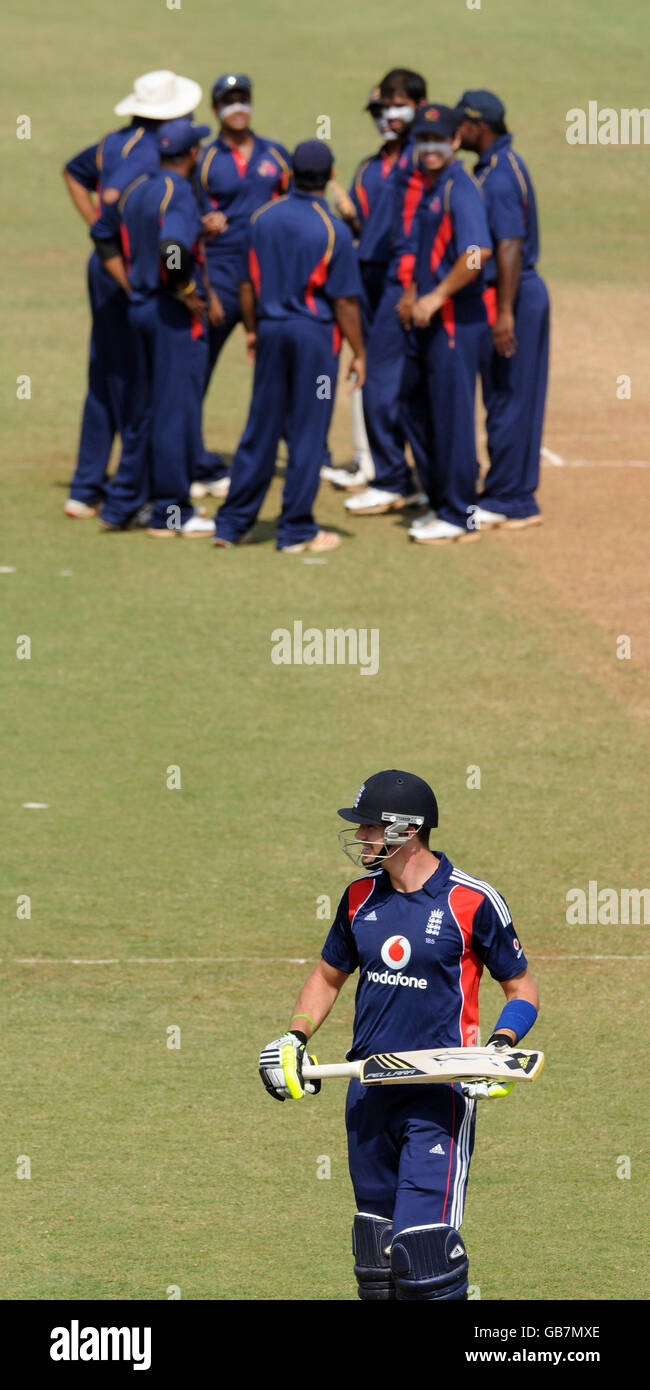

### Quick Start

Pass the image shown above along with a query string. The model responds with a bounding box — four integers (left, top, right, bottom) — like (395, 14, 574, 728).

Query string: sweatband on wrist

(492, 999, 537, 1042)
(290, 1013, 316, 1030)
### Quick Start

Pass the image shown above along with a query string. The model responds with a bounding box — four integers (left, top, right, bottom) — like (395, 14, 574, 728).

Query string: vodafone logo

(380, 935, 411, 970)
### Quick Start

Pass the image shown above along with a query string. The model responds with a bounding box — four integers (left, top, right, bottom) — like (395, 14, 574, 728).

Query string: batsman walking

(259, 770, 539, 1300)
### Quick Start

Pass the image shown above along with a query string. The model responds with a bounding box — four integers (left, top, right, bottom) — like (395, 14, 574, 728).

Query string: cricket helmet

(338, 770, 438, 867)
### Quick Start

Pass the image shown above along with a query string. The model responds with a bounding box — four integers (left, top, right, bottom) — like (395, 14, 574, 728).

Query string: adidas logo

(428, 1143, 445, 1155)
(364, 911, 377, 921)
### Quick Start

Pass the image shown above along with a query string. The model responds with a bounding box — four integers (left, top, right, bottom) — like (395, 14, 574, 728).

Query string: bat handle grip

(302, 1061, 361, 1081)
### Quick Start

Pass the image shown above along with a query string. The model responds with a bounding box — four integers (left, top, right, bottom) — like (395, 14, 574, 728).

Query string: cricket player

(455, 91, 550, 528)
(324, 81, 413, 490)
(259, 770, 539, 1300)
(193, 74, 291, 496)
(213, 140, 363, 553)
(96, 120, 215, 536)
(62, 70, 201, 519)
(403, 105, 493, 544)
(343, 69, 428, 517)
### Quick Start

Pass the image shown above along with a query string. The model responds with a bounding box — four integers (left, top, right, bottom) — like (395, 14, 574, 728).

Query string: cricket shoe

(64, 498, 99, 518)
(320, 465, 367, 489)
(410, 519, 480, 545)
(279, 529, 341, 554)
(472, 505, 542, 530)
(345, 486, 426, 515)
(408, 509, 438, 532)
(190, 476, 231, 500)
(213, 530, 253, 548)
(147, 515, 215, 539)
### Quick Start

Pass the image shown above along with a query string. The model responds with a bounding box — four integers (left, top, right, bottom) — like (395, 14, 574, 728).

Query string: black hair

(379, 68, 427, 103)
(416, 826, 431, 847)
(293, 171, 329, 192)
(486, 118, 509, 136)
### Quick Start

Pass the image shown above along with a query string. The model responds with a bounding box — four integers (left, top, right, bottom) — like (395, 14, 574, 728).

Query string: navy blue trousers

(400, 301, 486, 527)
(479, 272, 550, 519)
(197, 271, 242, 480)
(69, 252, 131, 503)
(362, 280, 413, 494)
(346, 1080, 476, 1236)
(101, 296, 207, 530)
(215, 316, 338, 548)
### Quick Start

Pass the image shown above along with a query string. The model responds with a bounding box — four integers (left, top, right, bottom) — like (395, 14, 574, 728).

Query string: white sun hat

(115, 70, 202, 120)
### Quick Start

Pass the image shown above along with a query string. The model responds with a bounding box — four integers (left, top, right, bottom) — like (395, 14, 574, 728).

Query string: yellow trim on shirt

(311, 200, 336, 264)
(506, 150, 528, 200)
(158, 176, 175, 218)
(251, 194, 288, 223)
(122, 126, 145, 158)
(200, 146, 217, 190)
(117, 172, 148, 214)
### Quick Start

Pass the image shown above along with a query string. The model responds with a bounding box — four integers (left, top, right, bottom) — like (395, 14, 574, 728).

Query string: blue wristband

(492, 999, 537, 1042)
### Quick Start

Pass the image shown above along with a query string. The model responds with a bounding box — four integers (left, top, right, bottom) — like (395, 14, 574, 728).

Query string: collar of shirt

(424, 158, 464, 195)
(290, 188, 329, 206)
(475, 132, 512, 174)
(371, 852, 454, 901)
(215, 130, 259, 155)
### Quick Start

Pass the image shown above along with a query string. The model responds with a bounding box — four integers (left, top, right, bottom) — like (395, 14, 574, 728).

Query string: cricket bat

(302, 1046, 544, 1087)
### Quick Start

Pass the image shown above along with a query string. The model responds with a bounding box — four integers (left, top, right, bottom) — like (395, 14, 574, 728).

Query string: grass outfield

(2, 0, 649, 1300)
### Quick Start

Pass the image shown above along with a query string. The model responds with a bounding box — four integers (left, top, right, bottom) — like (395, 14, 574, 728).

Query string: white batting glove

(461, 1078, 515, 1100)
(259, 1031, 320, 1102)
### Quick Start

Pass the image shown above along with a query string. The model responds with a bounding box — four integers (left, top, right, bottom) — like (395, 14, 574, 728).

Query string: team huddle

(63, 66, 549, 551)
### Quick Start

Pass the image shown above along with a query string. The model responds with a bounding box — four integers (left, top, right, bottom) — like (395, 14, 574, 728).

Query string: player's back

(477, 135, 540, 276)
(249, 188, 351, 323)
(121, 172, 187, 301)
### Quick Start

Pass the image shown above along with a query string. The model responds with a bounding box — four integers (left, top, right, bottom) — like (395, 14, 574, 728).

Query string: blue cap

(211, 73, 252, 105)
(454, 90, 506, 124)
(364, 85, 384, 112)
(338, 770, 439, 829)
(157, 119, 210, 156)
(411, 104, 460, 139)
(291, 139, 334, 179)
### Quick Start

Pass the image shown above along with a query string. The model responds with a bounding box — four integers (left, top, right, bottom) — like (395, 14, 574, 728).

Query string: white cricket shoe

(64, 498, 99, 518)
(190, 476, 231, 500)
(179, 514, 216, 538)
(320, 465, 368, 489)
(410, 519, 480, 545)
(345, 486, 426, 515)
(470, 505, 508, 528)
(408, 509, 438, 532)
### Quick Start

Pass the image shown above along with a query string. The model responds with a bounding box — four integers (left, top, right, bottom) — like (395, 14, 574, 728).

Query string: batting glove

(462, 1033, 516, 1098)
(258, 1031, 321, 1102)
(461, 1078, 515, 1100)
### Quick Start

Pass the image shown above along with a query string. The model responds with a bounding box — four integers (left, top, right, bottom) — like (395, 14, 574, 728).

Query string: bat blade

(359, 1047, 544, 1086)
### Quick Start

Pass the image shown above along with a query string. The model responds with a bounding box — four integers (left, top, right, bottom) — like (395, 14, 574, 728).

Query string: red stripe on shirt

(249, 247, 261, 298)
(119, 223, 131, 269)
(483, 286, 497, 327)
(430, 211, 452, 274)
(355, 176, 370, 220)
(305, 254, 328, 313)
(448, 883, 484, 1047)
(347, 878, 375, 924)
(402, 169, 424, 237)
(397, 252, 416, 289)
(440, 296, 455, 347)
(231, 147, 249, 178)
(332, 323, 342, 355)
